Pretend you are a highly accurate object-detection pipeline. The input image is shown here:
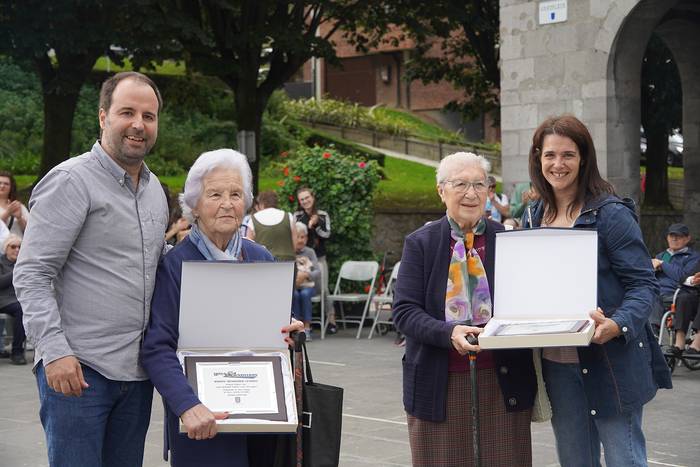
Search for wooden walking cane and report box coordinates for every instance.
[467,333,481,467]
[292,331,306,467]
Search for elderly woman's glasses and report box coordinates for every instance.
[444,179,489,194]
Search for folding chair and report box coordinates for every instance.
[327,261,379,339]
[310,261,329,339]
[368,261,400,339]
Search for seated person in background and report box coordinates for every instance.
[484,175,509,223]
[246,191,297,261]
[0,234,27,364]
[650,223,700,331]
[293,222,321,340]
[671,267,700,356]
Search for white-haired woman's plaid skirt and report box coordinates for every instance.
[407,368,532,467]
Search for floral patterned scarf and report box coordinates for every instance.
[445,216,492,325]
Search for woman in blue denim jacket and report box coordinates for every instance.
[523,115,672,467]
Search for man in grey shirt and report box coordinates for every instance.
[14,72,168,467]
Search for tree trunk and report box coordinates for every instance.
[234,88,268,196]
[39,90,81,178]
[643,127,671,208]
[34,51,100,180]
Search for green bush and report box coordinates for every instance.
[261,114,302,160]
[282,97,413,136]
[275,146,380,283]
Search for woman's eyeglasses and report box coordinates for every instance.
[444,179,489,194]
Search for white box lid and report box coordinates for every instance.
[178,261,295,350]
[494,228,597,321]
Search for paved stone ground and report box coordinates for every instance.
[1,328,699,467]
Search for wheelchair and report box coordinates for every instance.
[658,288,700,373]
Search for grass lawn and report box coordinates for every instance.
[639,165,683,180]
[373,156,442,210]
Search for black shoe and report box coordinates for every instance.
[10,354,27,365]
[327,324,338,335]
[684,347,700,356]
[0,350,9,359]
[663,346,683,358]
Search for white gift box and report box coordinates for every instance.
[177,261,298,433]
[479,228,597,349]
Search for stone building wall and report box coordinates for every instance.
[499,0,700,240]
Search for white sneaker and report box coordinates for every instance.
[304,329,313,342]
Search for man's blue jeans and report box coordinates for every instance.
[36,362,153,467]
[542,359,648,467]
[292,287,315,322]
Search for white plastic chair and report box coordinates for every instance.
[310,261,329,339]
[368,261,401,339]
[327,260,379,339]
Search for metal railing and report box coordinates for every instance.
[303,121,501,175]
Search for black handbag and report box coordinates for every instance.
[300,341,344,467]
[249,337,344,467]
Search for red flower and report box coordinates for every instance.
[322,152,331,159]
[358,161,367,169]
[283,166,290,176]
[276,180,285,187]
[280,151,288,158]
[363,284,371,293]
[288,195,295,202]
[293,175,302,183]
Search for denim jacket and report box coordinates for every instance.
[524,195,672,416]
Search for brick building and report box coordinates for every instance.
[286,25,499,143]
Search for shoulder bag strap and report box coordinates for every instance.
[302,342,314,384]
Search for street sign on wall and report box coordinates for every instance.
[539,0,567,25]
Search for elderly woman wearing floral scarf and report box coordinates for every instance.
[393,152,536,466]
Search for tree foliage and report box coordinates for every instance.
[169,0,391,193]
[0,0,179,177]
[641,33,682,208]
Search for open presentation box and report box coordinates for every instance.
[177,260,297,433]
[479,228,597,350]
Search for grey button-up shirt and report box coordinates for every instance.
[14,142,168,381]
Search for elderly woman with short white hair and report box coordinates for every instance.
[393,152,537,466]
[140,149,302,467]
